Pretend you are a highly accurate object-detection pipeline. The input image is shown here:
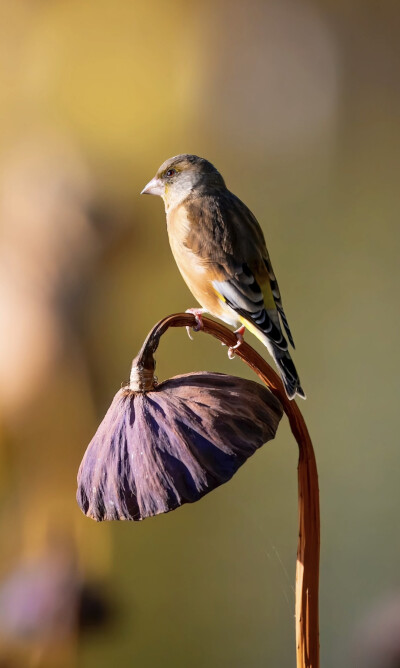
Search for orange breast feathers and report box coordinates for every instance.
[166,204,230,320]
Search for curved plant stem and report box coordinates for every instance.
[133,313,320,668]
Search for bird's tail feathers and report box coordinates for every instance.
[255,328,305,400]
[273,348,306,400]
[238,313,305,400]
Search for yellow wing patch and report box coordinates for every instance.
[238,315,269,346]
[260,277,277,310]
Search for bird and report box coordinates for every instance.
[141,154,305,400]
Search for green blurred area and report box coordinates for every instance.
[0,0,399,666]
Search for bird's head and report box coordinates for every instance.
[141,154,225,210]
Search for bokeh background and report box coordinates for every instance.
[0,1,399,666]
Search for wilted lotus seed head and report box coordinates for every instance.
[77,368,283,521]
[77,316,283,521]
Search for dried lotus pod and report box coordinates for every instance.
[77,371,283,521]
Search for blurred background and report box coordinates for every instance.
[0,0,399,666]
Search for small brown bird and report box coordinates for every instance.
[141,154,305,399]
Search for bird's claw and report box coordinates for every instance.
[227,326,245,359]
[228,342,242,359]
[185,308,205,340]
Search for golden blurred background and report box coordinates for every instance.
[0,0,399,666]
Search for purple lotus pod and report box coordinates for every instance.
[77,370,283,521]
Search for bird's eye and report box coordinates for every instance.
[165,168,176,178]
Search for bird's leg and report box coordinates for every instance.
[228,325,246,359]
[185,308,206,340]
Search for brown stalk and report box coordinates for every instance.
[133,313,320,668]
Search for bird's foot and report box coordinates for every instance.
[185,308,206,340]
[228,325,246,359]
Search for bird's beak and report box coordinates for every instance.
[140,176,163,196]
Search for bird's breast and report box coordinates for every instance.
[166,204,233,322]
[166,205,207,285]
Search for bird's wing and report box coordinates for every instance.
[212,261,289,351]
[263,254,295,348]
[184,190,295,350]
